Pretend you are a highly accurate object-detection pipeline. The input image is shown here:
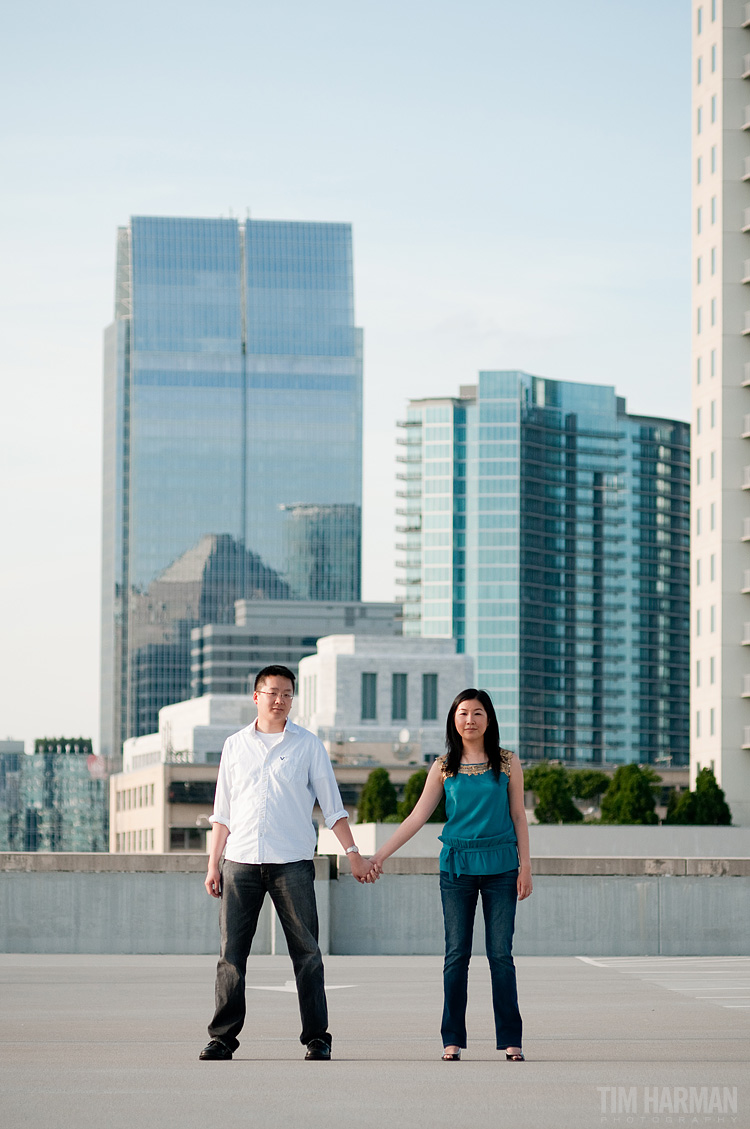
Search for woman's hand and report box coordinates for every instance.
[363,853,384,883]
[517,864,533,901]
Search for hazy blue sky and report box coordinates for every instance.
[0,0,691,751]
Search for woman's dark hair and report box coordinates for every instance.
[444,688,502,779]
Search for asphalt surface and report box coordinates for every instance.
[1,954,748,1129]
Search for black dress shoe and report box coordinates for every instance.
[305,1038,331,1060]
[199,1038,233,1060]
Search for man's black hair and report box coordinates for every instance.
[254,664,296,692]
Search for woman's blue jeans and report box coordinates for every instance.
[439,868,522,1050]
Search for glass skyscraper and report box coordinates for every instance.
[397,372,689,765]
[101,217,362,757]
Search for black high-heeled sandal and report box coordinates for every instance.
[505,1050,525,1061]
[442,1050,461,1061]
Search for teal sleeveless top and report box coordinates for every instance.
[438,750,518,877]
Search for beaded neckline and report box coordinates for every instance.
[439,749,513,779]
[457,761,491,776]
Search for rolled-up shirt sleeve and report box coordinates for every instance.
[209,739,232,829]
[310,739,348,828]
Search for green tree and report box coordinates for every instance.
[570,769,610,802]
[398,769,446,822]
[524,763,582,824]
[666,768,731,825]
[356,767,398,823]
[600,764,660,825]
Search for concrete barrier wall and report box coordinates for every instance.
[1,854,748,956]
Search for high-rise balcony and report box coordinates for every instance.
[744,156,750,182]
[743,517,750,541]
[744,260,750,283]
[744,3,750,30]
[742,622,750,643]
[743,726,750,750]
[744,466,750,489]
[743,311,750,335]
[743,674,750,698]
[743,414,750,437]
[745,54,750,79]
[743,207,750,232]
[742,569,750,594]
[743,106,750,130]
[743,362,750,387]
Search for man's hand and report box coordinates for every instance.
[205,863,222,898]
[348,851,378,883]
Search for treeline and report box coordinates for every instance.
[354,764,732,826]
[522,763,731,826]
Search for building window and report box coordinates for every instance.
[697,307,702,334]
[696,407,702,434]
[711,44,716,72]
[422,673,438,721]
[710,450,715,478]
[710,553,715,581]
[710,656,715,684]
[711,95,716,124]
[710,708,715,736]
[710,298,716,325]
[696,710,701,739]
[697,107,703,135]
[710,603,716,630]
[170,828,204,850]
[710,399,716,427]
[696,659,701,687]
[711,145,716,173]
[697,557,702,584]
[711,196,716,223]
[697,255,702,282]
[697,205,702,233]
[710,502,715,530]
[361,672,377,720]
[697,357,702,384]
[697,608,702,636]
[711,0,716,21]
[696,508,702,535]
[697,56,703,83]
[696,456,702,485]
[392,672,408,720]
[697,6,703,34]
[710,346,716,374]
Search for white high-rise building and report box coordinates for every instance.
[691,0,750,823]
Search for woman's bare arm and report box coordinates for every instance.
[368,759,445,874]
[508,754,533,900]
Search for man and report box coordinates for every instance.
[199,664,374,1063]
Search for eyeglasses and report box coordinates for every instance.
[256,690,294,702]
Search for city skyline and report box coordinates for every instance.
[400,372,690,765]
[1,1,691,751]
[101,216,362,756]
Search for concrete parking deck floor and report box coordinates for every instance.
[1,954,749,1129]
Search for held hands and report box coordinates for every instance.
[349,851,383,884]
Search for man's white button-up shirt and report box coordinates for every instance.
[209,719,348,864]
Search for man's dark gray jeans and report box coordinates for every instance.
[208,858,330,1050]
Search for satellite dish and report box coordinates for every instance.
[398,728,410,744]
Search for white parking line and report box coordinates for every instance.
[576,957,750,1010]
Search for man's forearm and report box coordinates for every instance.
[208,822,229,868]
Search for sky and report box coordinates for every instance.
[0,0,691,753]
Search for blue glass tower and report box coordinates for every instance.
[101,217,362,756]
[397,372,689,765]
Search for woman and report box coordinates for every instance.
[368,688,532,1061]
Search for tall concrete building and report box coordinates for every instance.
[398,372,690,766]
[691,0,750,823]
[100,217,363,757]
